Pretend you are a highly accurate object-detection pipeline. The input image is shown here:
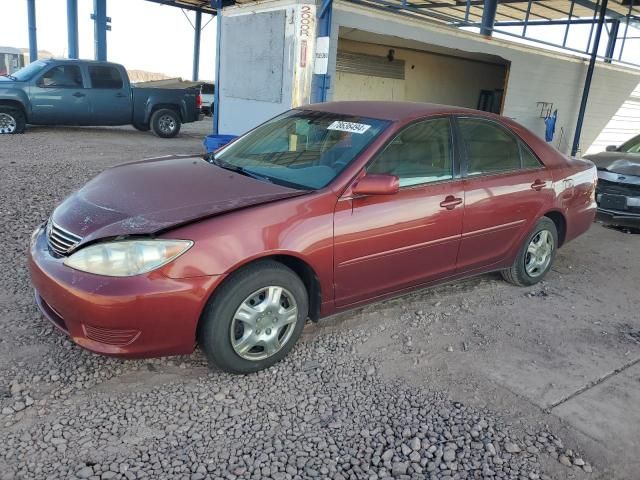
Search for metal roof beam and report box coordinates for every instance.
[573,0,640,23]
[145,0,216,14]
[494,17,616,26]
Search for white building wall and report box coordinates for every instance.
[586,83,640,154]
[218,0,640,155]
[218,0,316,135]
[329,2,640,155]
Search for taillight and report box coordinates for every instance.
[196,93,202,108]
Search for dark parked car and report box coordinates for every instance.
[584,134,640,228]
[29,102,597,373]
[0,59,202,137]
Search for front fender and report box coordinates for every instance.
[0,87,30,116]
[154,192,336,309]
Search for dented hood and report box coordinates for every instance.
[52,155,306,243]
[585,152,640,177]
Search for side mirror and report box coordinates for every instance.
[352,174,400,196]
[605,145,618,152]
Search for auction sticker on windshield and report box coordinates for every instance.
[327,121,371,134]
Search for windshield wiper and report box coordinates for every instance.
[206,155,272,183]
[1,74,17,80]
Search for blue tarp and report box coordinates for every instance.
[544,110,557,143]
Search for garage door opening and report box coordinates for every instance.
[333,30,510,114]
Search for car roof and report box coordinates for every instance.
[300,101,483,122]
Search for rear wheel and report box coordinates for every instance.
[150,108,181,138]
[0,107,26,134]
[199,260,308,373]
[501,217,558,286]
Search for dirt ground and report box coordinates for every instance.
[0,123,638,479]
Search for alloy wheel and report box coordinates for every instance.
[158,114,176,134]
[525,229,554,277]
[0,113,17,134]
[230,286,298,361]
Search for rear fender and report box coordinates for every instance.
[144,102,185,123]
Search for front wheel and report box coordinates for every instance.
[0,107,26,134]
[150,108,181,138]
[501,217,558,286]
[198,261,309,373]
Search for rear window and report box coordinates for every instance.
[88,66,123,89]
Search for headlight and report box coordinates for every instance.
[63,239,193,277]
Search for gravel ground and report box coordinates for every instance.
[0,124,636,479]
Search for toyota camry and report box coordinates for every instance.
[29,102,597,373]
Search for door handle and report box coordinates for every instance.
[531,179,546,191]
[115,93,127,98]
[440,196,463,210]
[72,92,85,98]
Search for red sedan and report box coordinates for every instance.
[29,102,597,373]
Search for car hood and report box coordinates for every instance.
[0,78,25,86]
[585,152,640,177]
[52,155,307,244]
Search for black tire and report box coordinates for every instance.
[199,260,309,374]
[150,108,181,138]
[0,106,26,134]
[501,217,558,286]
[132,122,150,132]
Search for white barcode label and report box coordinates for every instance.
[327,121,371,134]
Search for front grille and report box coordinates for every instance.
[597,178,640,197]
[46,221,82,256]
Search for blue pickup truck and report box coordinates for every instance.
[0,59,202,138]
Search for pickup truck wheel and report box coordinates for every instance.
[132,122,150,132]
[0,107,25,134]
[151,109,181,138]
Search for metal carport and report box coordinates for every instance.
[22,0,640,151]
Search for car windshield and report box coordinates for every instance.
[212,110,390,190]
[619,135,640,154]
[10,60,48,81]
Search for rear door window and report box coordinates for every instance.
[520,143,543,169]
[88,66,123,89]
[458,118,521,175]
[457,117,543,175]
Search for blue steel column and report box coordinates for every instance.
[571,0,608,157]
[311,0,333,103]
[93,0,108,61]
[604,19,619,63]
[193,10,202,81]
[480,0,498,36]
[212,0,223,135]
[67,0,79,59]
[27,0,38,62]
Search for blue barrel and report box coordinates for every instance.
[203,134,238,153]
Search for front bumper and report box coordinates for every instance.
[28,226,222,358]
[596,208,640,229]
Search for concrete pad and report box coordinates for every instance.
[551,362,640,477]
